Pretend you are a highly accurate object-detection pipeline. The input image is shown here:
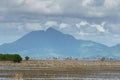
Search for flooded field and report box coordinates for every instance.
[0,70,120,80]
[0,60,120,79]
[1,77,120,80]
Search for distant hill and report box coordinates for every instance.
[0,28,119,58]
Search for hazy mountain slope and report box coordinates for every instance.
[0,28,112,58]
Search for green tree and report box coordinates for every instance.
[0,54,22,63]
[13,54,22,63]
[25,56,30,61]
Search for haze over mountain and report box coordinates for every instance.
[0,28,119,58]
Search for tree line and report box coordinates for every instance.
[0,54,22,63]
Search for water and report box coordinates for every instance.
[0,78,120,80]
[0,71,120,80]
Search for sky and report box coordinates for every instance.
[0,0,120,46]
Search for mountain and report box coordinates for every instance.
[0,28,118,58]
[109,44,120,58]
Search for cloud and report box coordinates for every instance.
[55,0,120,18]
[105,23,120,34]
[77,32,89,36]
[21,0,62,15]
[45,21,58,27]
[76,21,89,28]
[0,0,62,16]
[0,0,120,46]
[0,0,120,20]
[91,23,105,32]
[76,21,105,33]
[59,23,69,29]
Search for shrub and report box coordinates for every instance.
[25,56,30,61]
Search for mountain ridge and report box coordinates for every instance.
[0,28,119,58]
